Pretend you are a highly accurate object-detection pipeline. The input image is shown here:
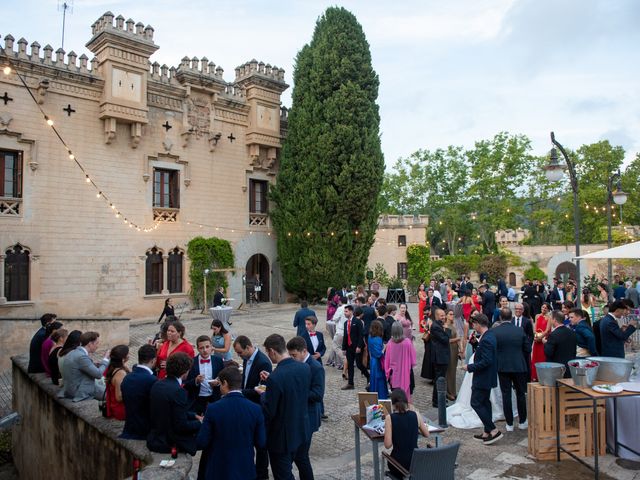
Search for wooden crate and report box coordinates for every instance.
[528,383,606,460]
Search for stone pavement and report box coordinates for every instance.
[129,303,640,480]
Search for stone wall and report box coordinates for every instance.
[11,355,191,480]
[0,317,129,371]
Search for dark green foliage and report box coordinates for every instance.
[524,262,547,282]
[271,7,384,298]
[186,236,234,307]
[478,255,508,284]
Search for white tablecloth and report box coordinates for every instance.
[209,307,233,330]
[606,396,640,460]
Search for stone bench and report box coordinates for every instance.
[11,355,192,479]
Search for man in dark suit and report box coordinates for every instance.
[493,308,530,431]
[424,288,443,320]
[147,352,202,455]
[258,334,312,480]
[213,286,225,307]
[429,308,450,408]
[600,300,637,358]
[303,316,326,360]
[512,303,534,379]
[293,301,316,337]
[233,335,272,479]
[28,313,57,373]
[287,336,325,452]
[548,281,566,311]
[121,345,158,440]
[521,280,542,317]
[197,366,266,480]
[464,314,502,445]
[184,336,224,415]
[543,311,577,376]
[479,285,496,318]
[341,305,368,389]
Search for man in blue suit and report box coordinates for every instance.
[600,300,637,358]
[287,336,325,441]
[464,314,502,445]
[197,366,266,480]
[293,301,316,337]
[120,344,158,440]
[234,335,273,479]
[147,353,202,455]
[303,316,326,360]
[257,334,312,480]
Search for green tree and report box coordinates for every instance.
[270,7,384,298]
[187,237,234,307]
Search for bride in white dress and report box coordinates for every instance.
[446,353,517,429]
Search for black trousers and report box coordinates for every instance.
[269,441,314,480]
[498,371,528,426]
[346,348,368,385]
[256,447,269,479]
[470,387,495,433]
[190,394,214,416]
[432,364,448,406]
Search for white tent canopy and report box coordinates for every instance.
[576,241,640,259]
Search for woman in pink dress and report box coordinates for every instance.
[530,302,552,381]
[417,284,427,333]
[384,322,417,403]
[395,303,413,339]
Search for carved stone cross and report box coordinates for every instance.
[228,133,236,143]
[162,121,172,132]
[1,92,13,105]
[63,104,76,116]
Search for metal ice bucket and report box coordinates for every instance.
[568,359,599,387]
[587,356,633,383]
[535,362,565,386]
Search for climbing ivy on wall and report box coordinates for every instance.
[187,236,234,307]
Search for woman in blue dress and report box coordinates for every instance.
[211,319,233,361]
[368,320,388,399]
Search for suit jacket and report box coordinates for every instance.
[59,347,109,402]
[481,291,496,317]
[423,296,443,317]
[343,317,364,351]
[429,320,450,366]
[28,327,47,374]
[512,316,534,347]
[544,326,577,373]
[548,288,566,310]
[213,291,224,307]
[293,307,316,336]
[493,322,530,373]
[262,358,311,454]
[184,355,224,406]
[467,330,498,390]
[196,391,266,480]
[147,377,201,455]
[121,366,158,440]
[382,315,395,343]
[241,349,272,403]
[361,306,377,339]
[304,331,326,358]
[521,286,541,312]
[600,314,636,358]
[305,355,325,436]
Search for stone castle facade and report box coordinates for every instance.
[0,11,289,320]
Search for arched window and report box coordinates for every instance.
[168,247,183,293]
[5,244,30,301]
[145,247,163,295]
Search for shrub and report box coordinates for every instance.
[187,236,234,308]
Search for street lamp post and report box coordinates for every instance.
[606,170,628,286]
[544,132,581,307]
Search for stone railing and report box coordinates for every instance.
[378,214,429,227]
[12,355,192,480]
[249,212,269,227]
[153,207,179,223]
[0,196,21,216]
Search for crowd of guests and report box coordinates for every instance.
[28,312,326,480]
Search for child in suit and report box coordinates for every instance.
[185,336,224,415]
[305,316,326,360]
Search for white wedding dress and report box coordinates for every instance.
[446,354,517,429]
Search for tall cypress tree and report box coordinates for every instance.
[271,7,384,298]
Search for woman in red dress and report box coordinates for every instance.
[531,302,553,381]
[417,284,427,333]
[105,345,130,420]
[156,320,195,379]
[459,289,474,321]
[471,288,482,312]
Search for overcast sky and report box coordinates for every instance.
[4,0,639,167]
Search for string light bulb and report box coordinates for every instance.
[2,66,11,75]
[96,192,101,198]
[115,212,120,218]
[110,204,115,210]
[85,175,90,183]
[46,117,54,126]
[69,153,75,160]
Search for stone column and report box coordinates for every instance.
[162,255,169,295]
[0,254,6,304]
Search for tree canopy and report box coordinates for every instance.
[271,7,384,298]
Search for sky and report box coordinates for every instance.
[4,0,639,167]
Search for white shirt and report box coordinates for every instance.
[137,364,154,375]
[309,332,319,352]
[558,289,565,302]
[197,356,213,397]
[333,306,346,336]
[244,348,259,388]
[514,317,522,328]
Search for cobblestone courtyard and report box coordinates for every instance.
[125,303,639,480]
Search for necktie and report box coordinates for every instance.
[517,317,521,328]
[200,358,210,364]
[347,320,352,346]
[309,332,317,337]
